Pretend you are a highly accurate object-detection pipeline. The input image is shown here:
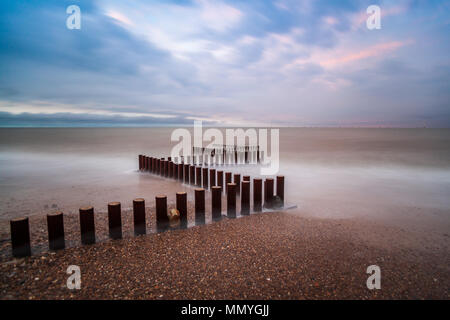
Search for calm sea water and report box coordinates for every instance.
[1,128,449,232]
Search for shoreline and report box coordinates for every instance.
[1,210,448,299]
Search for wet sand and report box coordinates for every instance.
[0,206,449,299]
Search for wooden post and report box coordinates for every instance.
[147,157,151,171]
[164,160,169,177]
[178,163,184,181]
[47,212,65,250]
[241,181,250,215]
[173,161,178,179]
[108,202,122,240]
[243,175,250,182]
[210,169,216,187]
[264,178,274,209]
[168,161,173,178]
[276,176,285,206]
[183,164,189,183]
[149,157,154,172]
[160,159,164,176]
[195,188,205,225]
[202,167,208,189]
[217,170,224,192]
[253,178,262,212]
[152,158,156,173]
[142,156,147,171]
[196,167,202,187]
[139,155,143,170]
[79,207,95,245]
[10,217,31,257]
[211,186,222,221]
[155,195,168,233]
[257,146,260,164]
[234,174,241,195]
[225,172,232,193]
[177,192,188,229]
[189,165,194,185]
[245,146,249,164]
[133,198,146,236]
[227,183,236,218]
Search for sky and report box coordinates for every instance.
[0,0,449,127]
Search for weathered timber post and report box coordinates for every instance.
[195,188,205,225]
[241,181,250,215]
[227,183,236,218]
[47,212,65,250]
[253,178,262,212]
[133,198,146,236]
[10,217,31,257]
[177,192,188,229]
[108,202,122,240]
[79,207,95,245]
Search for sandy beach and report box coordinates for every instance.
[0,128,449,299]
[0,207,449,299]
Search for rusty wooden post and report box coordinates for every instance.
[257,146,260,164]
[145,157,152,171]
[164,160,169,177]
[277,175,285,206]
[210,168,216,187]
[243,175,250,182]
[253,178,262,212]
[133,198,146,236]
[211,186,222,221]
[245,146,249,164]
[155,195,169,233]
[190,165,195,185]
[172,161,176,179]
[234,173,241,195]
[264,178,274,209]
[184,164,190,183]
[217,170,224,192]
[79,207,95,245]
[150,157,154,172]
[225,172,232,193]
[196,167,202,187]
[108,202,122,240]
[47,212,65,250]
[10,217,31,257]
[146,157,151,171]
[241,181,250,215]
[139,155,143,170]
[159,159,164,176]
[176,192,188,229]
[195,188,205,225]
[152,158,156,173]
[178,163,184,181]
[227,183,236,218]
[168,161,173,178]
[202,167,208,189]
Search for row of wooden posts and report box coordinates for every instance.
[145,145,262,167]
[8,155,284,258]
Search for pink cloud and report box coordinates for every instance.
[320,40,413,68]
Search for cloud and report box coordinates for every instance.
[0,0,449,127]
